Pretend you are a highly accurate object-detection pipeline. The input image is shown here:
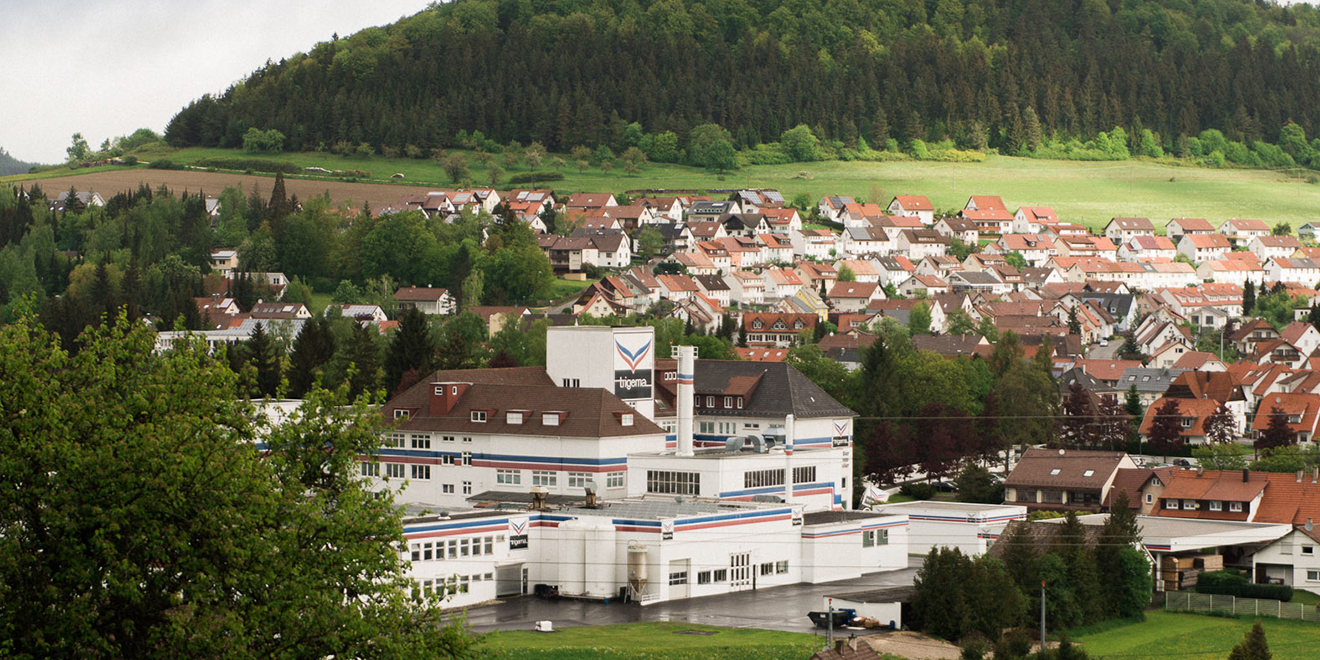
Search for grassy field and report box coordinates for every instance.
[8,146,1320,231]
[485,622,826,660]
[1074,610,1319,660]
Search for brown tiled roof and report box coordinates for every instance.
[1156,470,1268,508]
[1003,448,1129,490]
[395,286,450,302]
[1104,467,1175,508]
[1072,359,1144,383]
[385,381,663,438]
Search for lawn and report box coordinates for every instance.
[1074,610,1320,660]
[485,622,826,660]
[10,146,1320,232]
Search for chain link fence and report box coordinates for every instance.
[1164,591,1320,622]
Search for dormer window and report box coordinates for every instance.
[621,413,634,427]
[724,396,733,408]
[542,412,562,426]
[1230,502,1243,512]
[471,411,487,423]
[706,396,715,407]
[434,386,444,396]
[394,409,410,420]
[794,321,804,329]
[507,411,524,425]
[752,320,763,329]
[737,397,744,409]
[1181,417,1194,429]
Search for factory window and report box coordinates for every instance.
[361,462,380,478]
[760,563,774,576]
[793,466,817,484]
[463,481,472,495]
[442,484,454,494]
[713,569,728,582]
[533,471,557,487]
[448,540,457,558]
[863,530,875,548]
[668,572,688,586]
[775,561,789,574]
[443,435,455,443]
[497,469,521,485]
[462,452,472,466]
[442,455,455,466]
[606,472,625,488]
[744,470,785,489]
[1209,501,1222,511]
[460,539,470,557]
[1308,570,1320,582]
[462,436,472,443]
[471,411,487,422]
[411,465,431,480]
[386,463,406,479]
[697,571,712,585]
[458,576,469,593]
[484,537,494,555]
[718,422,736,434]
[699,421,714,434]
[706,396,715,408]
[724,396,733,408]
[745,422,759,430]
[568,472,591,488]
[561,378,580,387]
[737,397,744,409]
[411,434,431,449]
[646,470,700,495]
[1230,502,1243,512]
[385,432,407,448]
[877,529,889,545]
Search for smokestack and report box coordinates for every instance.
[676,345,696,457]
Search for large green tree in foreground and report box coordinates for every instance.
[0,309,479,659]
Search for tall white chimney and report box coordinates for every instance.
[675,345,696,457]
[784,414,795,502]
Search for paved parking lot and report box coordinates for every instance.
[455,556,919,634]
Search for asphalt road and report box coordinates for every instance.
[456,556,920,634]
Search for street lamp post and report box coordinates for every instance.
[1040,580,1047,652]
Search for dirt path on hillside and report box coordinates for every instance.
[19,169,438,210]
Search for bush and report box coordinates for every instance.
[1195,571,1293,601]
[196,157,300,174]
[899,482,936,500]
[122,155,138,166]
[507,171,565,184]
[147,158,182,170]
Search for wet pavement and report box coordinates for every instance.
[455,556,920,635]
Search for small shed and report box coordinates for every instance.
[823,585,914,630]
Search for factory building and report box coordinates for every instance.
[870,501,1028,556]
[400,499,909,608]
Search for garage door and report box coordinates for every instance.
[497,564,524,597]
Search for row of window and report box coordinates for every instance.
[647,470,701,495]
[1163,499,1244,513]
[699,421,739,435]
[384,432,474,448]
[695,395,745,410]
[413,572,495,597]
[408,535,504,561]
[744,469,784,489]
[363,455,474,479]
[793,466,817,484]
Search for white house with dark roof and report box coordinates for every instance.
[1166,218,1216,241]
[1103,217,1156,242]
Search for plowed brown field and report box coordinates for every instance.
[21,169,436,210]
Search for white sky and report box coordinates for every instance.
[0,0,426,164]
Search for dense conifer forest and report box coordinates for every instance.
[165,0,1320,165]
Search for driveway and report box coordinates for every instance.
[455,557,921,634]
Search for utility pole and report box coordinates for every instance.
[827,597,835,649]
[1040,580,1047,653]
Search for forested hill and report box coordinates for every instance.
[0,148,38,176]
[167,0,1320,157]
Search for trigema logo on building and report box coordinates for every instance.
[613,335,653,400]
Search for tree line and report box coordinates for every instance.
[166,0,1320,171]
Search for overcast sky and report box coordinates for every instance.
[1,0,426,164]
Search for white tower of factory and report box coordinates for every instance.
[547,325,656,419]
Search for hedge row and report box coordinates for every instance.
[195,157,301,174]
[1194,571,1293,601]
[507,170,564,184]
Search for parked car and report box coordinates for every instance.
[1173,458,1192,467]
[931,480,958,493]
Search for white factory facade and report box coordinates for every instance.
[365,325,899,607]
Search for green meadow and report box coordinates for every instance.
[1074,610,1320,660]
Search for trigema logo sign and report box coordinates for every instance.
[613,334,653,400]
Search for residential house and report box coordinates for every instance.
[827,282,884,313]
[687,200,739,223]
[896,274,950,297]
[950,271,1009,295]
[895,229,951,260]
[540,235,597,272]
[870,215,925,241]
[1297,222,1320,242]
[195,296,241,328]
[250,302,311,320]
[686,221,728,242]
[735,348,789,362]
[1104,217,1157,242]
[1249,235,1304,262]
[840,226,891,256]
[657,274,699,302]
[1118,367,1188,407]
[727,270,766,305]
[1197,256,1266,287]
[834,259,880,284]
[1178,234,1233,262]
[874,256,917,287]
[916,255,964,280]
[694,240,732,273]
[741,312,817,347]
[994,234,1058,266]
[693,274,732,308]
[731,189,785,212]
[51,189,106,211]
[720,213,770,237]
[792,228,839,260]
[210,249,239,276]
[959,208,1014,236]
[564,192,617,214]
[964,195,1007,212]
[1219,218,1272,245]
[1252,394,1320,444]
[762,208,803,234]
[759,233,794,264]
[1003,448,1139,512]
[838,202,888,228]
[671,250,718,276]
[1264,257,1320,285]
[1013,206,1060,234]
[933,217,979,245]
[762,268,805,300]
[817,195,856,223]
[572,229,632,268]
[867,298,948,333]
[886,195,935,225]
[633,196,684,222]
[326,304,388,324]
[1138,396,1229,446]
[1166,218,1216,242]
[654,222,695,252]
[394,287,456,315]
[1118,236,1178,262]
[670,293,725,335]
